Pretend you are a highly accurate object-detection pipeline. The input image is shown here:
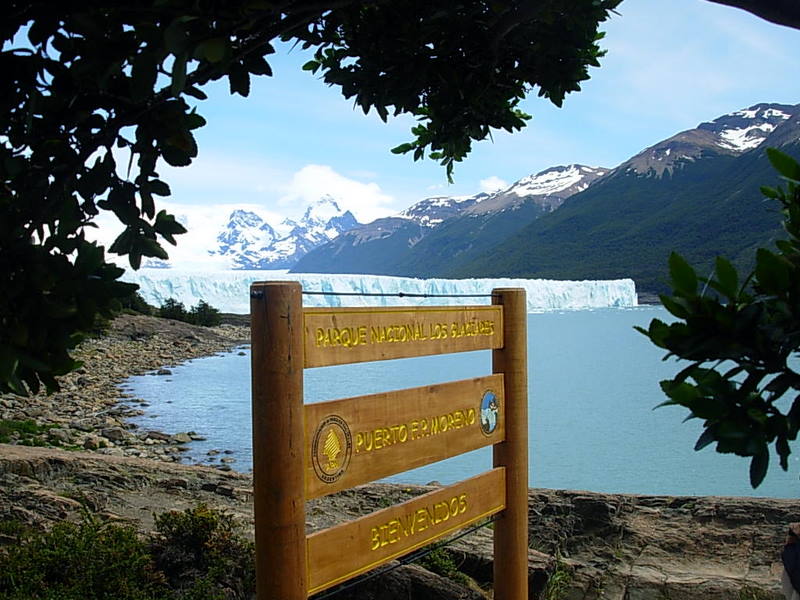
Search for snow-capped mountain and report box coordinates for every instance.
[623,103,797,176]
[291,164,608,275]
[211,196,359,269]
[466,164,609,215]
[399,192,490,227]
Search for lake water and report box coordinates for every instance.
[124,306,799,498]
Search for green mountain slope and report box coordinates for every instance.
[389,202,547,277]
[444,144,797,293]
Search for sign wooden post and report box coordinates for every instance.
[250,281,307,600]
[251,282,528,600]
[492,289,529,599]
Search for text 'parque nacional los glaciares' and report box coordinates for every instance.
[303,306,503,367]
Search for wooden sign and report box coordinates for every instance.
[250,283,528,600]
[304,374,505,499]
[306,468,506,595]
[303,305,503,367]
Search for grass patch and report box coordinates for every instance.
[417,546,470,587]
[0,419,55,444]
[542,557,572,600]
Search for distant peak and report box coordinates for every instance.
[302,195,345,223]
[508,164,610,198]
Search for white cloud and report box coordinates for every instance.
[479,176,509,193]
[82,163,399,269]
[85,200,283,270]
[278,164,396,223]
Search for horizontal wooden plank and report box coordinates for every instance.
[303,305,503,367]
[304,374,505,499]
[307,468,506,595]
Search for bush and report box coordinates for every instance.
[158,299,221,327]
[159,298,189,322]
[0,506,256,600]
[0,518,170,600]
[151,504,255,600]
[120,291,156,315]
[188,301,221,327]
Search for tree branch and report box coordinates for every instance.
[705,0,800,30]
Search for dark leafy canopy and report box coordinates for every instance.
[639,149,800,488]
[296,1,620,178]
[0,1,620,396]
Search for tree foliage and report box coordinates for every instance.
[640,149,800,488]
[0,1,621,395]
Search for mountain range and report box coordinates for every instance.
[209,196,358,269]
[291,102,800,293]
[148,102,800,295]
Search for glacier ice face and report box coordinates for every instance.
[122,269,637,314]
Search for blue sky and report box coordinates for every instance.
[94,0,800,264]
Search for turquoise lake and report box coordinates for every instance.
[124,306,799,498]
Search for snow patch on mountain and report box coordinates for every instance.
[717,122,777,152]
[621,103,799,176]
[399,192,489,228]
[124,269,637,314]
[507,165,608,198]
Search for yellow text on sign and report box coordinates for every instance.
[303,305,503,367]
[304,375,505,499]
[306,468,506,595]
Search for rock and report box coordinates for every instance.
[155,368,172,376]
[47,428,71,444]
[159,478,189,490]
[220,457,236,464]
[100,427,127,442]
[171,432,192,444]
[146,430,171,442]
[70,420,94,432]
[83,436,101,450]
[333,563,484,600]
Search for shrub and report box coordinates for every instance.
[158,298,221,327]
[188,300,221,327]
[120,291,156,315]
[0,505,255,600]
[0,518,169,600]
[152,504,255,600]
[158,298,189,322]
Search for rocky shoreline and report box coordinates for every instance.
[0,314,249,466]
[2,314,798,599]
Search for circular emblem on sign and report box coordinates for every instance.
[311,415,352,483]
[479,390,500,436]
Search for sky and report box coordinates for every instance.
[90,0,800,265]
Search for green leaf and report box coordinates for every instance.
[694,428,715,451]
[391,143,415,155]
[760,185,780,199]
[714,256,738,299]
[150,180,171,196]
[660,295,690,320]
[228,65,250,97]
[171,52,188,96]
[131,51,159,102]
[198,38,227,63]
[755,248,790,293]
[766,148,800,183]
[668,252,697,296]
[749,448,769,488]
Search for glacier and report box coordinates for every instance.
[122,269,637,314]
